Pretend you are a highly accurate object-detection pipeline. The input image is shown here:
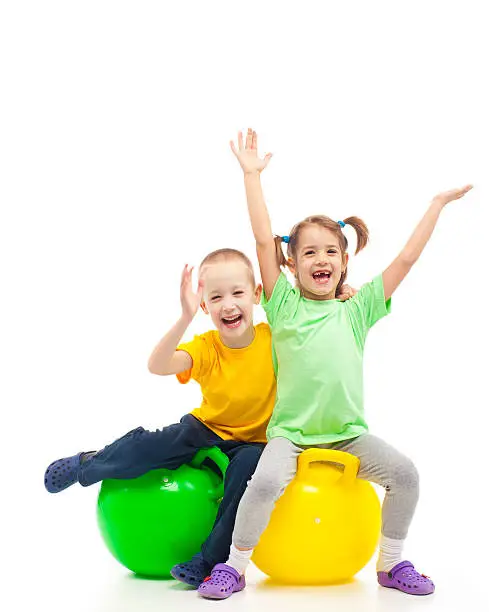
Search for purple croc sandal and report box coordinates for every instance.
[378,560,435,595]
[44,453,85,493]
[198,564,246,600]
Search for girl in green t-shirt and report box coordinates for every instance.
[198,128,473,599]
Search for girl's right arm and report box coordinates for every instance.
[147,265,204,375]
[231,128,281,299]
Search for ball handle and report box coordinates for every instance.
[190,447,229,500]
[297,449,360,485]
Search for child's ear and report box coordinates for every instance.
[200,301,209,315]
[342,252,349,272]
[254,284,263,304]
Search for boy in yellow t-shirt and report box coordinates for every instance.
[43,249,275,587]
[44,247,355,586]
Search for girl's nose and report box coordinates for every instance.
[315,250,328,264]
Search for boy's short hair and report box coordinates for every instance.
[199,248,256,285]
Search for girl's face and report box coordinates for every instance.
[200,260,262,348]
[288,224,348,300]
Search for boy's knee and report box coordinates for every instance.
[234,445,263,472]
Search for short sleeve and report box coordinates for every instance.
[175,334,211,385]
[260,272,294,327]
[346,275,391,345]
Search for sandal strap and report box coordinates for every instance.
[207,563,241,582]
[388,560,414,577]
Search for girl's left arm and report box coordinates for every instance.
[382,185,473,301]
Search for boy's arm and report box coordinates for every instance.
[231,129,281,299]
[148,264,204,376]
[147,315,193,375]
[382,185,472,301]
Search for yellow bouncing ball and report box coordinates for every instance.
[252,449,381,585]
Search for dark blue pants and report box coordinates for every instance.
[79,414,264,567]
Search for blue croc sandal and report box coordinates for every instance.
[44,453,85,493]
[170,553,211,588]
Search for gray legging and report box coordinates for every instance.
[232,434,419,549]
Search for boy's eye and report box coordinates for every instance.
[328,250,337,254]
[233,291,244,296]
[305,250,315,256]
[211,296,221,301]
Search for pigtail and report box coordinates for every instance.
[336,269,349,298]
[273,235,288,269]
[343,216,369,255]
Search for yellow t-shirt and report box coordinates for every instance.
[176,322,275,443]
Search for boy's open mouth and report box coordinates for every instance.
[221,314,243,329]
[312,271,331,284]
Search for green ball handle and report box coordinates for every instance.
[190,447,229,500]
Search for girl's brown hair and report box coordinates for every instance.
[273,215,369,296]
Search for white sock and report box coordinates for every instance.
[226,544,253,575]
[376,535,404,572]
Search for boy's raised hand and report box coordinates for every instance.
[230,128,273,174]
[432,184,473,207]
[180,265,204,321]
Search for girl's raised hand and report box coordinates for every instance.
[230,128,273,174]
[180,265,204,322]
[432,184,473,207]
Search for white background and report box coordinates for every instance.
[1,2,487,611]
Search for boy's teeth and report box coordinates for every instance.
[222,314,242,328]
[222,314,242,327]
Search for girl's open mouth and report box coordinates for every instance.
[312,271,331,285]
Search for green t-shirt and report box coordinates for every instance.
[262,272,391,445]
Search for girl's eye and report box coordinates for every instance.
[234,291,244,296]
[305,251,314,256]
[211,296,221,301]
[328,250,337,254]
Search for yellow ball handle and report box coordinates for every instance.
[297,449,360,485]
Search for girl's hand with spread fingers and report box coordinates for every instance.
[230,128,273,175]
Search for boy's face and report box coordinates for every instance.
[200,260,262,347]
[288,224,348,300]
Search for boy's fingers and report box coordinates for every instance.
[230,140,238,156]
[181,265,189,289]
[252,130,257,150]
[237,131,244,151]
[196,277,205,301]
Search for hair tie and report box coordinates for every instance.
[337,220,345,228]
[282,235,290,243]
